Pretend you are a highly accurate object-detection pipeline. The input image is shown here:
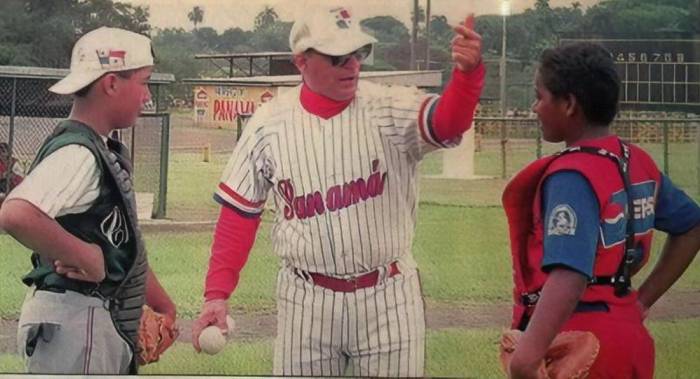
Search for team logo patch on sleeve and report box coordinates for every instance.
[547,204,577,236]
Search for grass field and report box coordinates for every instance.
[2,319,700,377]
[1,136,698,376]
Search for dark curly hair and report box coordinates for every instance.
[538,42,620,126]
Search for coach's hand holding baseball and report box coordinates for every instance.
[192,298,230,353]
[452,14,482,72]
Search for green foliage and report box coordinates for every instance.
[362,16,410,44]
[582,0,693,36]
[0,0,150,68]
[361,16,411,70]
[151,28,207,101]
[254,6,279,31]
[218,27,254,53]
[248,21,293,52]
[3,0,695,105]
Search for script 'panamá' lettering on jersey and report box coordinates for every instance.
[278,159,388,220]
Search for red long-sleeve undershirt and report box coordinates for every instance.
[432,64,485,141]
[204,64,484,301]
[204,206,261,301]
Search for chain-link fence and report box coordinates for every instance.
[0,68,172,218]
[119,113,170,218]
[474,116,700,198]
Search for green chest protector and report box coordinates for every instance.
[23,121,148,374]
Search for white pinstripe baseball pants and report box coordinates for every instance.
[273,265,425,377]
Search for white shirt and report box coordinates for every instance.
[7,145,101,218]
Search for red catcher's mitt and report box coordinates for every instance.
[137,305,179,365]
[499,329,600,379]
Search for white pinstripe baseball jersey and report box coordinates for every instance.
[216,81,459,276]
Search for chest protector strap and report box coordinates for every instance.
[563,141,635,297]
[95,138,149,374]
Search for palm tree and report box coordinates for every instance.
[254,6,278,31]
[188,6,204,30]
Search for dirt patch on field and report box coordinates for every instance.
[2,290,698,354]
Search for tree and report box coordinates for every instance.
[0,0,150,68]
[361,16,410,44]
[217,27,253,52]
[535,0,550,11]
[188,6,204,30]
[193,27,219,51]
[361,16,411,70]
[248,21,292,52]
[151,27,210,101]
[254,6,279,31]
[581,0,694,37]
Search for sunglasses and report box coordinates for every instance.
[311,44,373,67]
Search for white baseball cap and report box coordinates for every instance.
[49,27,154,95]
[289,5,378,56]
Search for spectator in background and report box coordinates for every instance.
[0,142,24,201]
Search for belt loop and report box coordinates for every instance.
[294,267,313,284]
[377,264,389,283]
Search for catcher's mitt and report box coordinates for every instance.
[499,329,600,379]
[137,305,179,365]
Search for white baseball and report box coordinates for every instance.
[198,316,235,355]
[198,326,226,355]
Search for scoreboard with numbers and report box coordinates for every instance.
[560,39,700,112]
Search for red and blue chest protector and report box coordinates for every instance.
[502,135,661,329]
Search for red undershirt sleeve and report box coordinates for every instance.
[431,63,485,142]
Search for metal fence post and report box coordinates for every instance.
[663,121,669,176]
[697,124,700,196]
[500,120,507,178]
[155,113,170,219]
[6,78,17,193]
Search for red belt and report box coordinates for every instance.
[298,262,401,292]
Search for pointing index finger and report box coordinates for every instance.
[464,13,475,30]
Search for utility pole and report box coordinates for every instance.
[500,4,508,117]
[500,1,510,178]
[410,0,419,70]
[425,0,431,70]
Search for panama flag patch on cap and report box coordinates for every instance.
[97,49,127,69]
[333,7,352,29]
